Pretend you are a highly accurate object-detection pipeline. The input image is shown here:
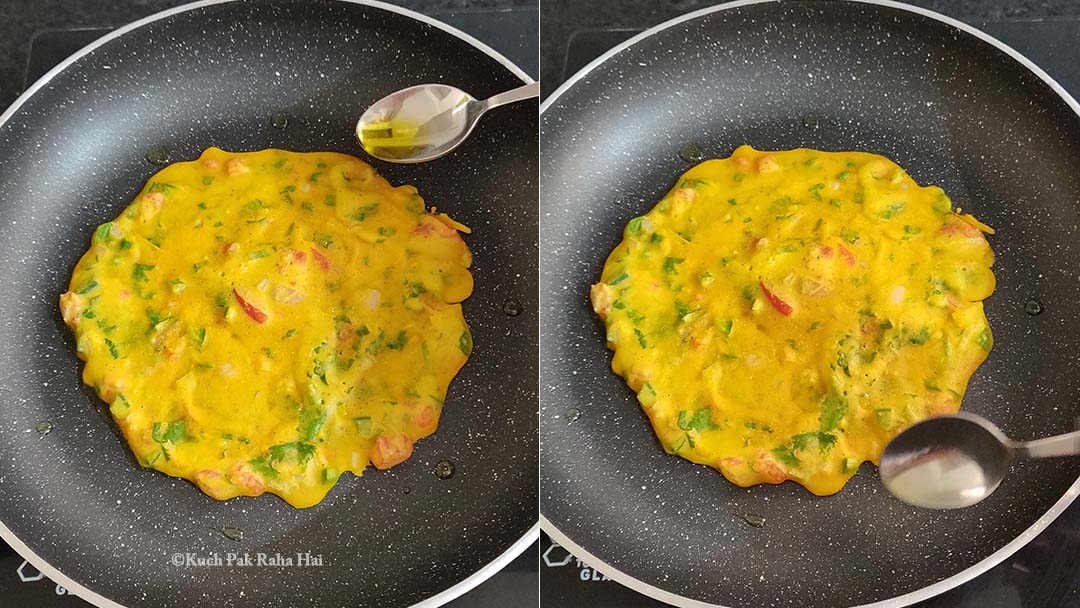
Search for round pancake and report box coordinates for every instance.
[60,148,473,508]
[591,145,995,495]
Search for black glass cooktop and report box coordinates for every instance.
[3,6,538,608]
[541,15,1080,608]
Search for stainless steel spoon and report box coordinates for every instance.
[879,412,1080,509]
[355,81,540,163]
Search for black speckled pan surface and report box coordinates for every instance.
[0,1,537,607]
[540,1,1080,607]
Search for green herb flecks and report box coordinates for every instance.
[248,457,277,479]
[820,393,848,431]
[353,416,373,438]
[386,330,407,351]
[458,331,472,357]
[132,263,155,284]
[771,444,800,468]
[875,409,894,429]
[94,223,114,243]
[976,327,992,352]
[792,431,837,454]
[298,406,328,442]
[909,326,930,345]
[152,419,191,445]
[677,409,715,433]
[662,257,684,275]
[77,279,98,295]
[633,328,648,348]
[879,201,906,219]
[607,272,629,286]
[268,441,316,466]
[351,203,379,221]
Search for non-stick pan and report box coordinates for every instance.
[0,1,537,606]
[539,1,1080,606]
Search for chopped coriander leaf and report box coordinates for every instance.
[94,223,113,243]
[132,263,155,284]
[458,331,472,356]
[104,337,121,359]
[248,457,277,479]
[152,420,191,444]
[353,416,373,437]
[677,409,715,432]
[633,328,648,348]
[792,431,837,453]
[820,393,847,431]
[662,257,684,275]
[77,279,98,295]
[268,441,316,465]
[351,203,378,221]
[298,407,328,442]
[607,272,629,286]
[386,330,408,350]
[875,409,894,429]
[771,444,800,468]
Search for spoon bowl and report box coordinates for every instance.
[356,81,539,163]
[880,413,1014,509]
[881,412,1080,509]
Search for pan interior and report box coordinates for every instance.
[540,2,1080,607]
[0,2,537,607]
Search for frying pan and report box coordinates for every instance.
[0,1,537,606]
[539,0,1080,606]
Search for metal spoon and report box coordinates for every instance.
[879,412,1080,509]
[355,81,539,163]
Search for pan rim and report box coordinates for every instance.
[0,1,536,607]
[538,0,1080,607]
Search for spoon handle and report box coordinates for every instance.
[1015,429,1080,458]
[482,82,541,111]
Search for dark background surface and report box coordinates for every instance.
[540,1,1080,608]
[0,1,537,607]
[0,0,537,109]
[541,0,1080,98]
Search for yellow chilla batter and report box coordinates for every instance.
[592,146,995,495]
